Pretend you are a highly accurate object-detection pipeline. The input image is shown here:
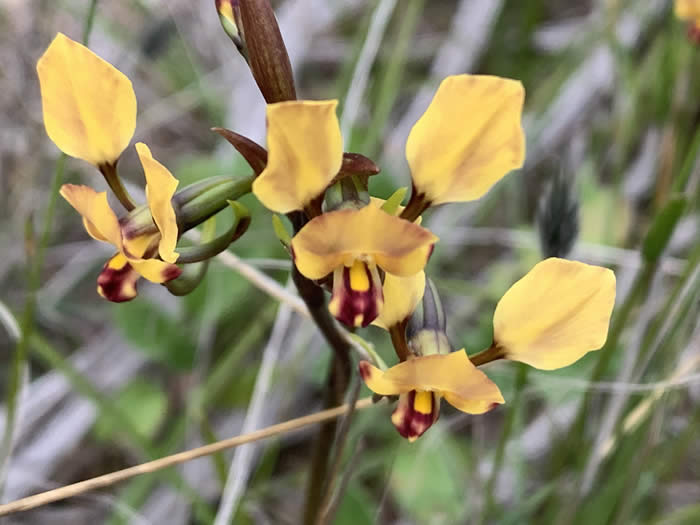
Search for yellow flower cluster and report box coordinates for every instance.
[37,34,183,301]
[37,21,617,442]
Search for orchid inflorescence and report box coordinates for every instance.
[37,0,617,442]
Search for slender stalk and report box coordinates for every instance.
[0,398,374,517]
[293,266,352,524]
[99,162,136,211]
[2,4,101,498]
[469,343,506,367]
[479,364,528,524]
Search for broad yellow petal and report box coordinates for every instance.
[37,33,137,166]
[360,350,504,414]
[135,143,179,263]
[493,258,616,370]
[372,271,426,330]
[406,75,525,205]
[252,100,343,213]
[291,205,437,280]
[130,258,182,284]
[60,184,122,248]
[675,0,700,19]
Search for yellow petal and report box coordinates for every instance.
[372,271,426,330]
[291,205,437,280]
[675,0,700,20]
[252,100,343,213]
[406,75,525,205]
[135,143,179,263]
[60,184,122,248]
[37,33,137,166]
[493,258,616,370]
[359,350,504,414]
[130,258,182,284]
[97,253,140,302]
[122,232,159,260]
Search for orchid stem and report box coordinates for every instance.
[292,266,352,525]
[99,162,136,211]
[469,343,505,367]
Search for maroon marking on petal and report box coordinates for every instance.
[487,402,500,413]
[333,264,383,328]
[688,22,700,44]
[358,361,372,381]
[162,264,182,282]
[97,261,139,303]
[426,243,435,261]
[392,391,439,441]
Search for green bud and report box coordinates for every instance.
[173,175,253,232]
[406,278,451,356]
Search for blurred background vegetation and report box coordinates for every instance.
[1,0,699,523]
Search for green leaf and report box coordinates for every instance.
[114,300,197,370]
[391,425,468,523]
[93,380,167,441]
[272,214,292,246]
[334,483,375,525]
[642,195,687,263]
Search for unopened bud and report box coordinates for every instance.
[238,0,296,102]
[536,171,579,259]
[406,278,451,356]
[216,0,248,61]
[173,175,253,232]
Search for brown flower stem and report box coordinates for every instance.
[389,320,410,361]
[399,189,429,222]
[98,162,136,211]
[292,266,352,525]
[469,343,505,367]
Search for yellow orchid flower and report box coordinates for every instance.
[291,203,437,328]
[676,0,700,30]
[37,33,137,167]
[493,258,616,370]
[252,100,343,214]
[60,143,180,302]
[359,350,504,442]
[406,74,525,207]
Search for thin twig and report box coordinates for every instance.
[0,397,375,517]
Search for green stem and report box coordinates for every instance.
[1,2,101,497]
[480,364,529,524]
[99,162,136,211]
[469,343,506,367]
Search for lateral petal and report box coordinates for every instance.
[493,258,616,370]
[252,100,343,213]
[60,184,122,248]
[359,350,504,415]
[37,33,137,166]
[372,271,426,330]
[130,258,182,284]
[135,143,179,263]
[406,75,525,205]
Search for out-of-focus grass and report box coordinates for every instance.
[1,0,699,524]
